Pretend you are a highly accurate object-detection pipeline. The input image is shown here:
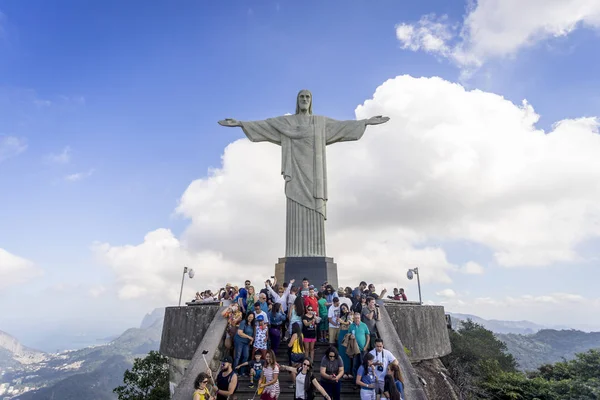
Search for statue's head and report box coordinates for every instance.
[295,89,313,115]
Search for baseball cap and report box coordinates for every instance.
[257,315,265,321]
[221,355,233,364]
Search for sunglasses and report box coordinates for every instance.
[303,363,311,367]
[328,355,336,358]
[201,380,209,384]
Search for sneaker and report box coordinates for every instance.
[248,383,255,388]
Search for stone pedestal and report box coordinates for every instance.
[275,257,338,289]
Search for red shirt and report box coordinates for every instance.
[304,296,318,312]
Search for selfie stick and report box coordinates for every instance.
[200,350,217,389]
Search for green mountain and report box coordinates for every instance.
[496,329,600,371]
[2,312,164,400]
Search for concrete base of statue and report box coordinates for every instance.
[275,257,338,289]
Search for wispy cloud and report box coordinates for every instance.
[0,135,27,162]
[65,168,95,182]
[45,146,72,165]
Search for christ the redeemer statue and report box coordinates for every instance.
[218,90,389,258]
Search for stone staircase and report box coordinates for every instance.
[232,340,361,400]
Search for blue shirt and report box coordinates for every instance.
[269,311,286,326]
[326,292,339,305]
[236,320,255,344]
[349,322,370,351]
[356,365,376,389]
[259,301,269,315]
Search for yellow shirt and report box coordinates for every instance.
[193,388,209,400]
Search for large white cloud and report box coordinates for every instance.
[0,248,42,289]
[96,75,600,308]
[395,0,600,71]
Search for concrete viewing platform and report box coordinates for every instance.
[160,300,456,399]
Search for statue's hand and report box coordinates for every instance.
[218,118,242,127]
[366,115,390,126]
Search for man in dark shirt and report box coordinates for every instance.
[215,356,237,400]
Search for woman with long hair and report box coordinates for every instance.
[336,303,352,378]
[356,353,377,400]
[280,357,331,400]
[233,312,255,375]
[289,293,304,330]
[302,304,317,362]
[288,322,305,366]
[247,286,256,311]
[193,372,215,400]
[259,349,280,400]
[269,303,286,353]
[383,364,404,400]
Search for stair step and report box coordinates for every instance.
[230,341,362,399]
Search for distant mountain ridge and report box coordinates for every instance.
[497,329,600,371]
[448,313,600,371]
[448,313,550,334]
[1,311,164,399]
[0,330,46,367]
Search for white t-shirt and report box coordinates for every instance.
[338,297,352,310]
[254,310,269,325]
[328,305,340,328]
[369,348,396,381]
[295,372,307,399]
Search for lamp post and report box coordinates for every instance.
[178,266,195,306]
[407,267,422,305]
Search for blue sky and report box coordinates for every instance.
[1,0,600,351]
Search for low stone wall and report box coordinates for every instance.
[160,303,220,360]
[384,301,451,361]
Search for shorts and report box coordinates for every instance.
[328,327,340,342]
[319,316,329,331]
[251,369,263,382]
[303,337,316,343]
[291,352,304,363]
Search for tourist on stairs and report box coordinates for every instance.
[349,312,371,379]
[247,285,257,312]
[193,372,215,400]
[302,304,318,361]
[253,315,269,359]
[233,313,255,375]
[288,323,305,366]
[269,303,286,355]
[303,287,319,315]
[235,352,265,389]
[280,357,331,400]
[289,293,304,331]
[259,350,280,400]
[327,297,341,345]
[356,353,377,400]
[317,292,329,343]
[337,303,352,379]
[369,338,399,397]
[214,356,238,400]
[383,364,404,400]
[319,347,344,400]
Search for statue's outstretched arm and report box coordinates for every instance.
[365,116,390,126]
[218,118,242,127]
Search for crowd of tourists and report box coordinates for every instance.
[192,277,407,400]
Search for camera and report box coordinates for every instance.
[377,365,384,372]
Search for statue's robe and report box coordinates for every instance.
[241,114,367,257]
